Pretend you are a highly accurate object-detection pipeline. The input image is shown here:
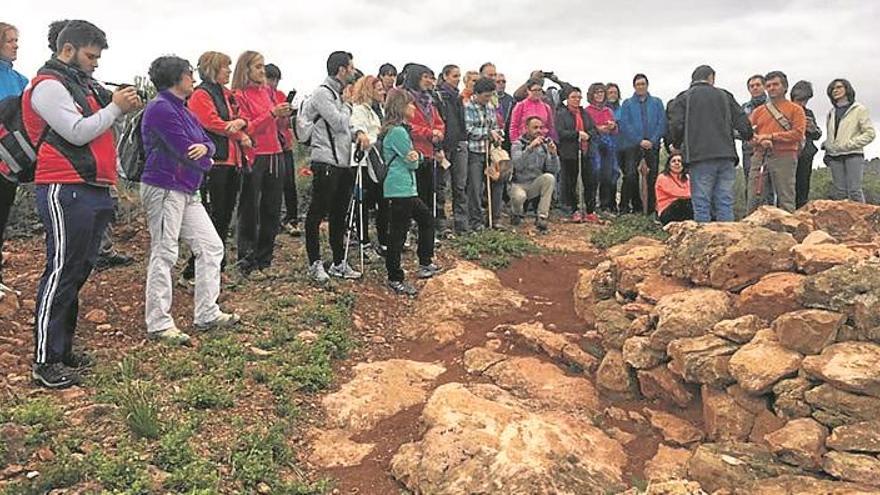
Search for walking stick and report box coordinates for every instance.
[577,145,583,215]
[432,157,438,223]
[754,149,769,198]
[357,162,365,274]
[485,143,493,230]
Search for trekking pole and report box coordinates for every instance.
[432,156,438,224]
[357,161,365,274]
[577,144,583,215]
[485,142,493,230]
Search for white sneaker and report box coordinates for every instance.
[328,261,362,280]
[309,260,330,284]
[194,312,241,331]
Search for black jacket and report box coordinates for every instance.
[434,84,466,148]
[555,106,597,160]
[667,82,753,165]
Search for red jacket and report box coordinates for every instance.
[23,73,117,186]
[407,105,445,157]
[188,85,246,167]
[271,89,295,151]
[234,84,283,161]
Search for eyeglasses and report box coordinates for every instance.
[832,84,846,89]
[529,88,544,93]
[497,79,506,83]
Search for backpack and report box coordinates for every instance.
[366,137,388,185]
[294,84,336,146]
[116,109,146,182]
[0,95,47,183]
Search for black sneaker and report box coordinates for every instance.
[62,350,95,370]
[417,263,442,279]
[373,244,388,258]
[388,280,418,296]
[536,218,549,233]
[510,215,523,226]
[32,362,81,389]
[95,252,134,272]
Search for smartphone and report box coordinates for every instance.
[542,71,554,79]
[286,90,297,104]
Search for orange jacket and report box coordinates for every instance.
[655,172,691,215]
[749,99,806,157]
[188,87,246,166]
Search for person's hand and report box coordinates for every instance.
[434,150,445,162]
[431,129,443,143]
[490,130,502,143]
[271,103,292,118]
[607,120,617,130]
[547,140,558,155]
[529,136,544,149]
[356,132,371,150]
[530,70,544,80]
[406,150,420,162]
[640,139,653,150]
[578,131,590,142]
[760,139,773,150]
[240,135,253,148]
[225,118,247,133]
[187,144,209,160]
[112,87,142,114]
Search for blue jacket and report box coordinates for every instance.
[618,93,666,150]
[0,59,27,100]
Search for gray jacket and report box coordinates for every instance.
[305,76,352,167]
[511,137,560,185]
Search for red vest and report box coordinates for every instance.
[22,72,118,186]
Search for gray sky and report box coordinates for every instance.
[5,0,879,162]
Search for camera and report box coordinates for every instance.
[542,71,554,79]
[104,81,148,102]
[543,137,553,145]
[286,90,297,104]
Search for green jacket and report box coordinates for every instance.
[382,125,420,198]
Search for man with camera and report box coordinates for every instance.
[25,20,142,388]
[509,116,559,232]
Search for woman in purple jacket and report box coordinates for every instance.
[140,56,240,345]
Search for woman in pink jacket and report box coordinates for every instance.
[509,78,558,143]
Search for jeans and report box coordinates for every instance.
[305,163,354,264]
[828,155,866,203]
[592,141,619,212]
[386,197,433,282]
[689,158,736,222]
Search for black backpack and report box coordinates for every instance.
[116,109,146,182]
[0,95,46,183]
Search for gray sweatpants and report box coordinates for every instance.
[509,173,555,219]
[141,184,223,333]
[828,155,866,203]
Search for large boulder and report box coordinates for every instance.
[595,300,634,350]
[772,309,846,355]
[793,200,880,243]
[390,383,628,494]
[661,221,797,291]
[612,244,667,298]
[637,365,695,408]
[737,272,806,321]
[743,206,814,241]
[574,268,600,326]
[798,261,880,341]
[649,288,733,351]
[763,418,828,470]
[792,243,862,275]
[702,385,757,441]
[686,442,801,493]
[823,451,880,487]
[801,342,880,398]
[805,384,880,428]
[827,421,880,454]
[666,335,739,387]
[728,329,803,395]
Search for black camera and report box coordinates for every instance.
[104,81,148,102]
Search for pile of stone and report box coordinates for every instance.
[575,201,880,493]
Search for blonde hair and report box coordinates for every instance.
[464,70,479,90]
[197,51,232,84]
[352,75,382,105]
[231,51,263,90]
[0,23,17,45]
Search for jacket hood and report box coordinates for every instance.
[404,64,431,92]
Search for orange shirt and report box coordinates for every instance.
[749,99,806,157]
[655,172,691,215]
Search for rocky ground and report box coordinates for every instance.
[3,200,880,494]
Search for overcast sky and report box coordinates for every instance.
[5,0,879,162]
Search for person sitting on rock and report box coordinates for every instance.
[654,151,693,225]
[509,116,560,232]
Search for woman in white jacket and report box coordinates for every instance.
[822,79,876,203]
[350,75,389,255]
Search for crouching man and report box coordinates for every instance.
[509,116,559,232]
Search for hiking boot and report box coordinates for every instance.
[95,252,134,272]
[510,215,523,226]
[388,280,418,296]
[195,312,241,331]
[308,260,330,284]
[62,350,95,370]
[373,243,388,258]
[536,217,550,233]
[148,326,192,346]
[328,261,362,280]
[177,274,196,292]
[417,263,442,279]
[32,362,81,389]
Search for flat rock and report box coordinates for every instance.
[744,474,880,494]
[737,272,806,321]
[322,359,446,433]
[612,244,667,297]
[798,261,880,340]
[805,383,880,428]
[667,334,739,387]
[505,322,598,372]
[772,309,845,355]
[728,329,802,394]
[308,429,374,468]
[827,421,880,453]
[649,288,733,351]
[802,229,839,246]
[645,409,704,446]
[743,206,814,241]
[712,315,766,344]
[638,365,694,408]
[84,308,108,324]
[636,274,691,304]
[823,451,880,487]
[801,342,880,398]
[402,261,526,343]
[644,444,692,482]
[793,200,880,243]
[793,243,861,275]
[623,336,666,370]
[686,441,801,493]
[390,383,628,494]
[763,418,828,470]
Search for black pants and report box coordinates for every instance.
[621,147,660,214]
[237,154,284,270]
[659,198,694,225]
[795,152,815,209]
[185,165,240,278]
[282,149,300,225]
[387,197,433,282]
[0,176,17,284]
[416,158,435,217]
[561,153,596,214]
[362,173,390,247]
[305,163,354,265]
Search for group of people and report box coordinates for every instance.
[0,19,876,390]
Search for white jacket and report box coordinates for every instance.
[350,103,381,145]
[823,102,876,157]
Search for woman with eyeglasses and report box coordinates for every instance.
[556,87,599,223]
[585,82,620,215]
[821,79,876,203]
[509,78,558,143]
[140,55,240,345]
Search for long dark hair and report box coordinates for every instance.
[662,151,687,179]
[380,88,414,138]
[826,78,856,105]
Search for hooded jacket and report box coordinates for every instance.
[404,64,445,157]
[303,76,352,168]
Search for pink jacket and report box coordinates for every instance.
[234,84,285,161]
[510,98,558,142]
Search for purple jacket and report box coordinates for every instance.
[141,90,214,194]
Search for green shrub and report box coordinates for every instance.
[116,380,162,440]
[90,447,152,494]
[231,423,292,489]
[7,398,61,428]
[452,229,539,269]
[589,214,668,249]
[176,376,234,410]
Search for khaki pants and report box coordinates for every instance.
[141,184,223,333]
[747,152,796,213]
[508,173,555,219]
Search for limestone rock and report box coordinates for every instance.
[606,235,665,258]
[827,421,880,453]
[322,359,446,433]
[711,315,766,344]
[390,383,628,494]
[743,206,814,241]
[667,334,739,386]
[802,229,839,246]
[649,288,733,351]
[645,408,704,446]
[84,308,108,324]
[745,474,880,494]
[702,386,754,441]
[823,451,880,487]
[505,322,599,373]
[623,336,666,370]
[661,221,797,291]
[801,342,880,397]
[644,444,692,482]
[737,272,806,321]
[596,350,636,398]
[638,365,694,408]
[805,384,880,428]
[728,329,802,394]
[772,377,815,420]
[308,429,374,468]
[574,268,600,326]
[595,300,634,350]
[686,441,800,493]
[793,199,880,243]
[636,274,691,304]
[793,243,861,275]
[763,418,828,470]
[798,261,880,340]
[772,309,845,355]
[613,244,667,298]
[402,261,526,343]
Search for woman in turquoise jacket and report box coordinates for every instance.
[382,89,440,296]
